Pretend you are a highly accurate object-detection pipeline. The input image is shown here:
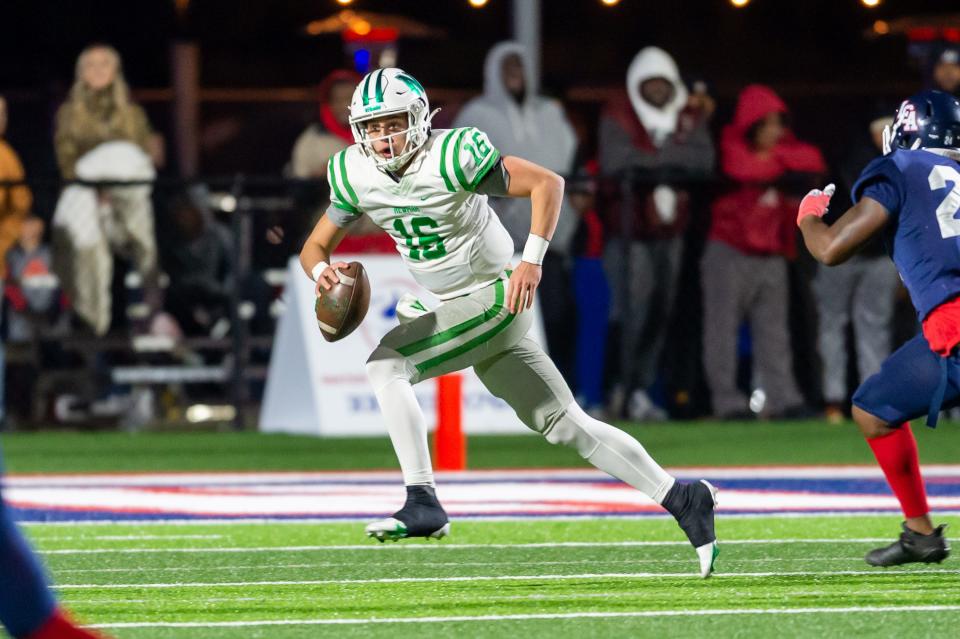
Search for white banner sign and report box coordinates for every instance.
[260,255,545,437]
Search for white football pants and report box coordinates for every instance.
[365,276,675,503]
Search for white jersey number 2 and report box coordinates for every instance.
[930,165,960,239]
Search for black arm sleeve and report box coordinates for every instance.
[475,157,511,197]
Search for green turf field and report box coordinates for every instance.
[8,423,960,638]
[4,419,960,473]
[22,516,960,638]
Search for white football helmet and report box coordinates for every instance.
[349,68,437,172]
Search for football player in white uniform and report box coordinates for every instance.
[300,68,719,577]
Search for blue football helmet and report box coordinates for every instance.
[883,90,960,155]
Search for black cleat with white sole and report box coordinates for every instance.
[662,479,719,577]
[865,523,950,567]
[365,485,450,542]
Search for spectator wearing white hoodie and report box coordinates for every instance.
[454,41,579,374]
[598,47,715,420]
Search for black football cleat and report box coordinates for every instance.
[662,479,719,577]
[865,523,950,567]
[365,485,450,542]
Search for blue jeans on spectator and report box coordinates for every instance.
[573,257,611,409]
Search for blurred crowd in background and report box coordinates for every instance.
[1,36,959,428]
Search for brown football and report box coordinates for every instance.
[314,261,371,342]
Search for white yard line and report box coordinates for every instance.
[37,538,894,555]
[56,569,960,590]
[35,534,226,541]
[90,605,960,629]
[92,534,224,541]
[65,588,929,604]
[51,557,867,574]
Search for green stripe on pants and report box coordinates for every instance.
[415,310,516,375]
[397,280,505,357]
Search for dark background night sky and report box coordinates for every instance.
[1,0,958,175]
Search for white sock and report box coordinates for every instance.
[366,348,434,487]
[549,402,675,503]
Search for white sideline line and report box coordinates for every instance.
[90,605,960,628]
[38,538,893,555]
[57,569,960,590]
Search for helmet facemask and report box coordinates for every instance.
[351,100,436,172]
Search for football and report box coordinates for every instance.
[314,261,371,342]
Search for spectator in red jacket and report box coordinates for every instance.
[702,84,825,419]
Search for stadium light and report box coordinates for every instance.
[730,0,750,7]
[861,0,881,6]
[601,0,622,6]
[336,0,353,5]
[469,0,489,7]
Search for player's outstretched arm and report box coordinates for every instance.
[797,185,890,266]
[501,155,565,313]
[299,213,351,295]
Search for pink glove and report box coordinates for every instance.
[797,183,835,226]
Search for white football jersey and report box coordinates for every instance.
[326,127,514,300]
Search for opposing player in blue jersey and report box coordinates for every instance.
[798,90,960,566]
[0,460,106,638]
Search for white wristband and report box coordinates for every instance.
[521,234,549,265]
[311,261,330,282]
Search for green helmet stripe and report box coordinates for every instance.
[361,72,373,107]
[374,68,385,104]
[396,73,425,96]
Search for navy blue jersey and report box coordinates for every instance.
[852,149,960,320]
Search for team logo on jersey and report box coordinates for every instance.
[894,102,919,133]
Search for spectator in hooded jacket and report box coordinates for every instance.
[290,69,359,179]
[282,69,393,255]
[703,84,825,419]
[598,47,714,420]
[454,42,579,375]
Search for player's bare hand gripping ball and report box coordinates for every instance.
[315,261,351,296]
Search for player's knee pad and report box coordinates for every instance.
[541,402,601,459]
[365,346,416,393]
